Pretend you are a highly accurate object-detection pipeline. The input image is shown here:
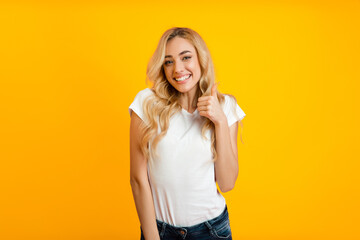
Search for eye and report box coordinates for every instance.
[183,56,192,60]
[164,60,173,66]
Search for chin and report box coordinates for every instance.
[167,75,200,94]
[176,84,198,94]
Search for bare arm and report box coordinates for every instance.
[197,84,241,193]
[130,112,160,240]
[214,120,239,192]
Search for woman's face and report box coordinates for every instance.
[163,37,201,95]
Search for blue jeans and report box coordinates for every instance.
[140,205,232,240]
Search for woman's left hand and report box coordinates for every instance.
[197,83,227,126]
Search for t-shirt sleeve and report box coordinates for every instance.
[128,88,153,125]
[223,94,246,127]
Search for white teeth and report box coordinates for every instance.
[175,74,191,81]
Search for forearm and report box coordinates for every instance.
[130,180,160,240]
[214,121,238,192]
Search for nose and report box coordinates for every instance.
[174,60,185,74]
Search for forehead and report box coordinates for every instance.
[165,37,196,55]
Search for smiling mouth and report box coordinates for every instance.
[174,74,191,82]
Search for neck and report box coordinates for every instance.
[178,86,198,112]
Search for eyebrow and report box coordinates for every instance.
[165,50,192,59]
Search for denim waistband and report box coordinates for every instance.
[155,204,229,233]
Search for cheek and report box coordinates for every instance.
[189,61,201,75]
[164,68,172,80]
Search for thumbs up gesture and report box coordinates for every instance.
[197,82,227,126]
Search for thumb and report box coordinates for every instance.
[211,82,219,97]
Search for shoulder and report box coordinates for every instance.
[131,88,156,106]
[134,88,155,99]
[129,88,156,122]
[222,93,237,109]
[221,93,246,126]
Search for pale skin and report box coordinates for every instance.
[130,112,160,240]
[130,36,240,240]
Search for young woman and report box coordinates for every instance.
[129,27,246,240]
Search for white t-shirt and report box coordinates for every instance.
[129,88,246,227]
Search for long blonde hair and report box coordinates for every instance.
[139,27,243,162]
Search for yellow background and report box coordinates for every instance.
[0,0,359,239]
